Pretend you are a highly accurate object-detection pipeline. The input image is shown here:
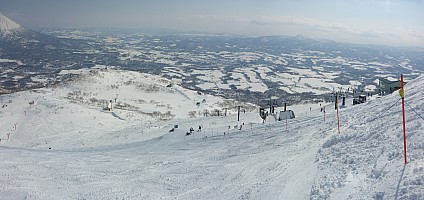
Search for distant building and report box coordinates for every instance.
[278,110,295,121]
[107,100,113,111]
[378,77,403,95]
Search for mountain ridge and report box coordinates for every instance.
[0,12,26,38]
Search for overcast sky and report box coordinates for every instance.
[1,0,423,47]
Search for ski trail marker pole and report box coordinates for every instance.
[400,74,407,164]
[336,95,340,135]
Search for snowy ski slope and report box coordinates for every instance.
[0,69,423,199]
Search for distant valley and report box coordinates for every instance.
[1,13,424,105]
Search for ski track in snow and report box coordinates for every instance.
[1,69,424,200]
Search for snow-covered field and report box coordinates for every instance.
[1,69,423,199]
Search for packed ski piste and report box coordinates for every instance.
[1,69,423,199]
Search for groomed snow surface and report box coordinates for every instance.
[1,69,423,200]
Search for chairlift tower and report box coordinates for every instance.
[236,106,241,121]
[267,97,278,114]
[223,107,228,116]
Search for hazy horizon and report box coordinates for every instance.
[1,0,423,47]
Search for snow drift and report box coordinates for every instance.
[312,75,424,199]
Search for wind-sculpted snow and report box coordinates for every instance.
[0,69,423,199]
[312,75,424,199]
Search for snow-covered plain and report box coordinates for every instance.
[1,69,423,199]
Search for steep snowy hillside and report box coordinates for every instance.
[0,12,25,37]
[0,70,423,199]
[311,75,424,199]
